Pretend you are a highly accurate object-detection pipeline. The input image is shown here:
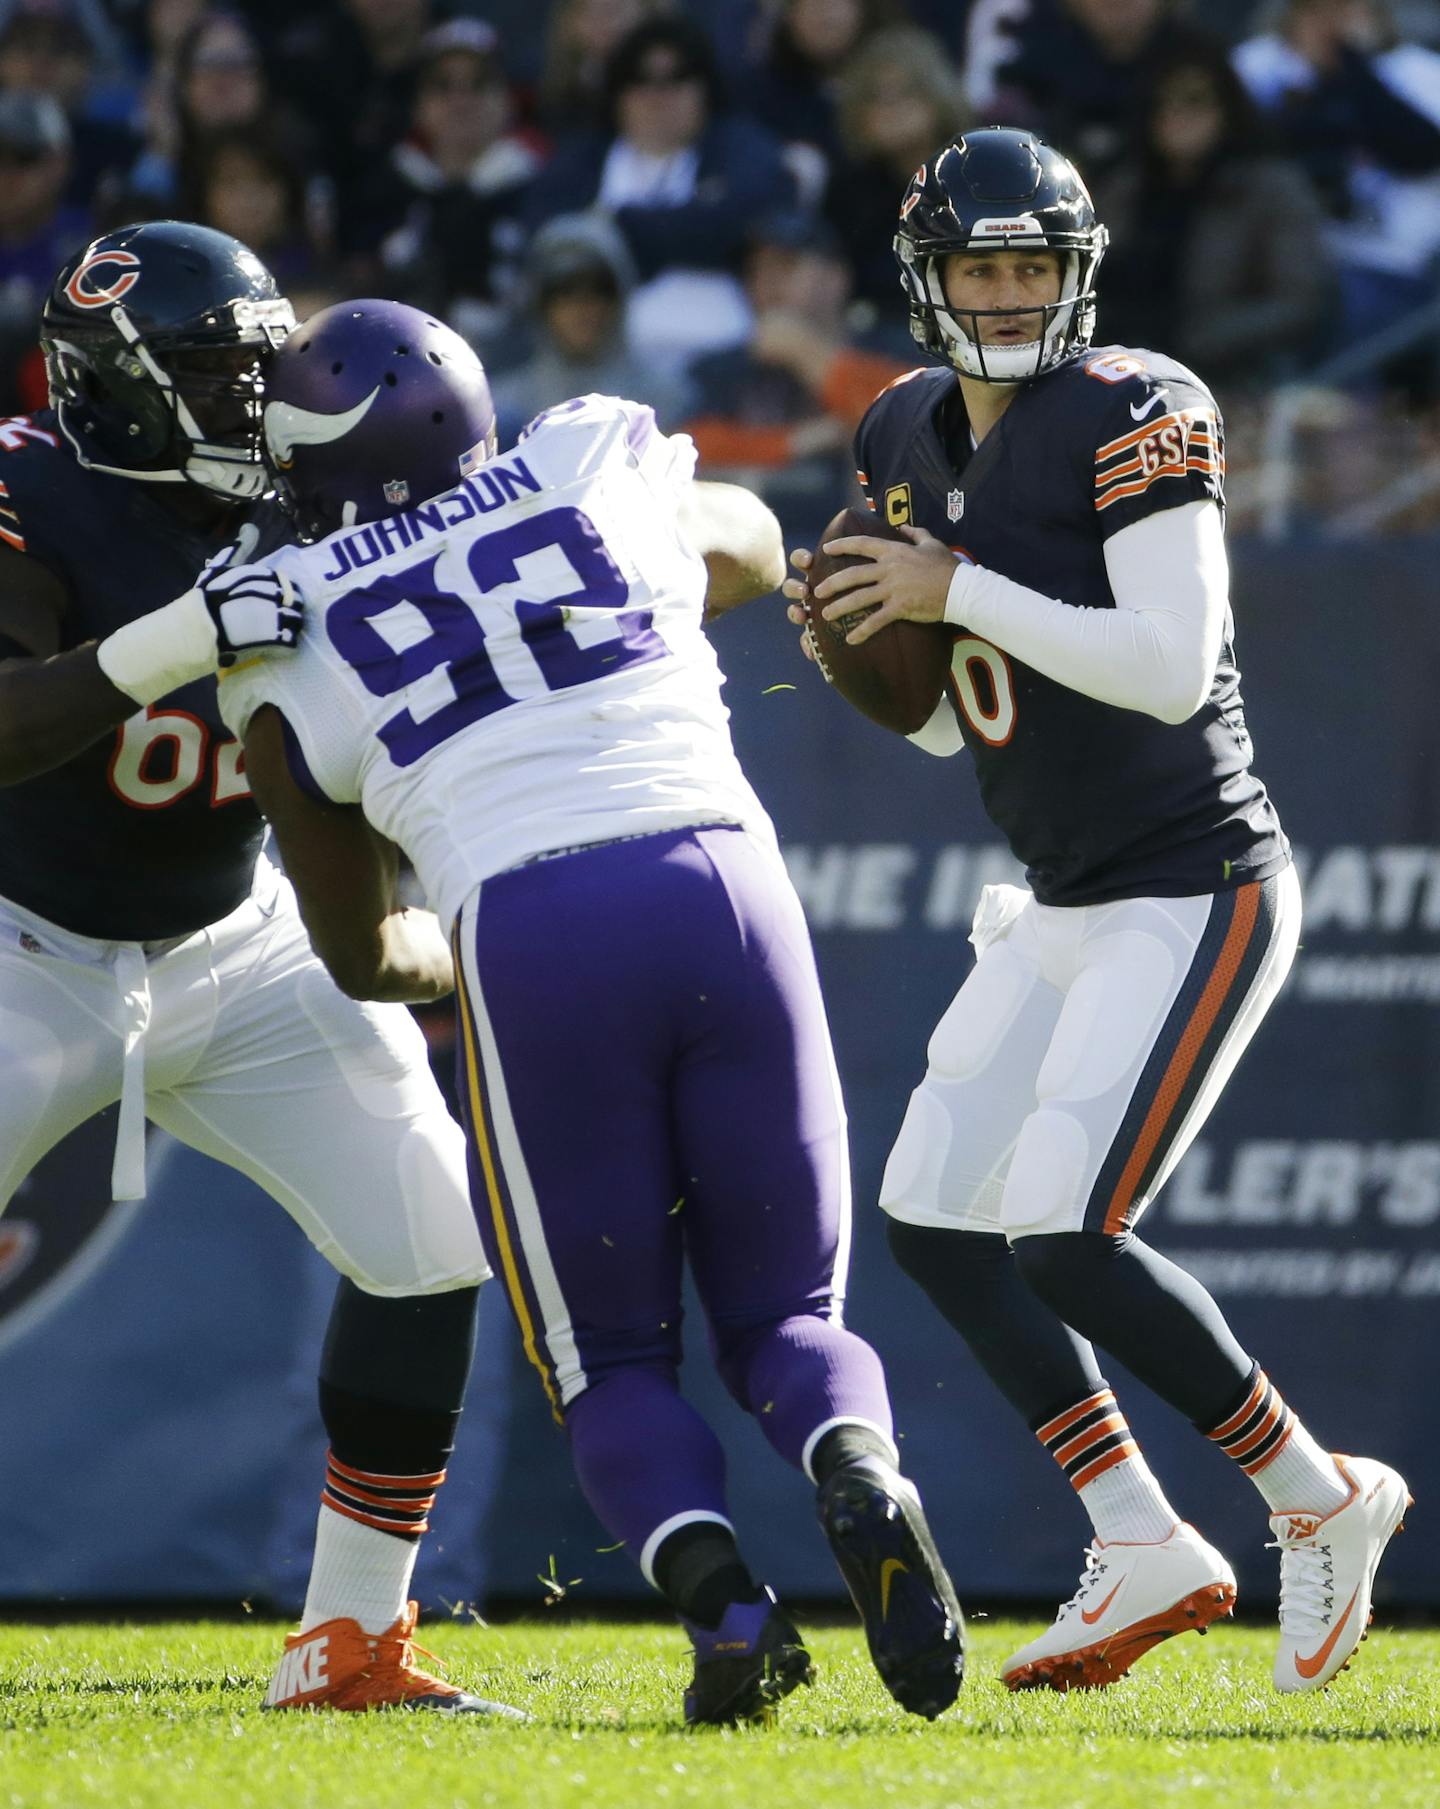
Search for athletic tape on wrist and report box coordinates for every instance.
[95,589,218,707]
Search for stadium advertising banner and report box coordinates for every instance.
[0,535,1435,1611]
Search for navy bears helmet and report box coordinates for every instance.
[895,127,1108,384]
[262,299,496,541]
[41,220,296,501]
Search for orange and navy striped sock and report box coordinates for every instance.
[322,1452,446,1539]
[1203,1368,1348,1514]
[1035,1386,1178,1543]
[299,1452,449,1635]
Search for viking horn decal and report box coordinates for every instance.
[264,387,381,466]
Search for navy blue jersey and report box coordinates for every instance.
[0,410,283,940]
[854,347,1289,906]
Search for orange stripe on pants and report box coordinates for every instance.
[1102,884,1261,1235]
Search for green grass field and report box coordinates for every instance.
[1,1615,1436,1809]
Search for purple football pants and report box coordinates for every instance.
[451,824,893,1579]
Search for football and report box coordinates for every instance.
[801,506,952,736]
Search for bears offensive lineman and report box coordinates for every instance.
[0,223,522,1716]
[216,298,966,1727]
[783,128,1410,1693]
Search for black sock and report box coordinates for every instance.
[651,1523,761,1629]
[810,1423,895,1486]
[317,1277,479,1478]
[1012,1231,1253,1423]
[887,1219,1103,1423]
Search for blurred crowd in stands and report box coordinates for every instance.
[1,0,1439,531]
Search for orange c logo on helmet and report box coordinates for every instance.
[64,249,142,310]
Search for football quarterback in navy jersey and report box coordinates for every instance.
[0,223,522,1716]
[784,128,1410,1694]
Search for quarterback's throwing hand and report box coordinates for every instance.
[814,523,956,645]
[200,561,304,667]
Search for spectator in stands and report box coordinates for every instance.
[1096,49,1334,392]
[271,0,435,191]
[993,0,1226,192]
[749,0,896,208]
[528,15,795,376]
[1234,0,1440,351]
[537,0,674,134]
[0,92,88,412]
[123,8,316,216]
[826,27,968,315]
[489,212,690,443]
[682,208,908,484]
[121,0,203,200]
[0,0,138,208]
[188,130,324,290]
[342,18,540,352]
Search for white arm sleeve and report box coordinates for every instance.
[943,499,1228,724]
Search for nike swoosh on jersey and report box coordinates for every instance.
[1080,1578,1125,1625]
[879,1557,909,1619]
[1293,1587,1359,1679]
[1129,391,1168,421]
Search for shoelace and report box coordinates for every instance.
[369,1625,451,1682]
[1055,1546,1109,1622]
[1267,1532,1336,1638]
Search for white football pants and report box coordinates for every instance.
[0,860,488,1295]
[880,868,1301,1240]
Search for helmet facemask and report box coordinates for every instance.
[44,293,295,502]
[898,233,1105,385]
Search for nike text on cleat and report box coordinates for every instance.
[682,1587,813,1727]
[1002,1523,1236,1692]
[261,1601,527,1717]
[1270,1454,1412,1693]
[818,1456,965,1719]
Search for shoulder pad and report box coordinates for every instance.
[1064,346,1217,413]
[857,366,952,470]
[0,413,77,571]
[860,366,950,431]
[517,393,696,496]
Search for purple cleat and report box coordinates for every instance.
[682,1587,814,1727]
[819,1457,965,1719]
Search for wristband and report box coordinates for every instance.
[95,590,218,707]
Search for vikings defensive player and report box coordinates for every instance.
[784,127,1410,1694]
[0,224,518,1716]
[217,298,965,1727]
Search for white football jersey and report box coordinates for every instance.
[219,395,777,929]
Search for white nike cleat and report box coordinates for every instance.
[1002,1522,1236,1691]
[1270,1453,1412,1693]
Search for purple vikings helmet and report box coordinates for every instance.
[262,299,497,540]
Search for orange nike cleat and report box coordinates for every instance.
[262,1601,528,1717]
[1002,1523,1236,1690]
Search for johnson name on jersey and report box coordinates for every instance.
[220,396,777,930]
[854,347,1289,906]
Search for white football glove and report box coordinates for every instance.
[97,552,304,706]
[199,560,303,668]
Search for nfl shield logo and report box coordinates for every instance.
[947,488,964,522]
[383,478,410,506]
